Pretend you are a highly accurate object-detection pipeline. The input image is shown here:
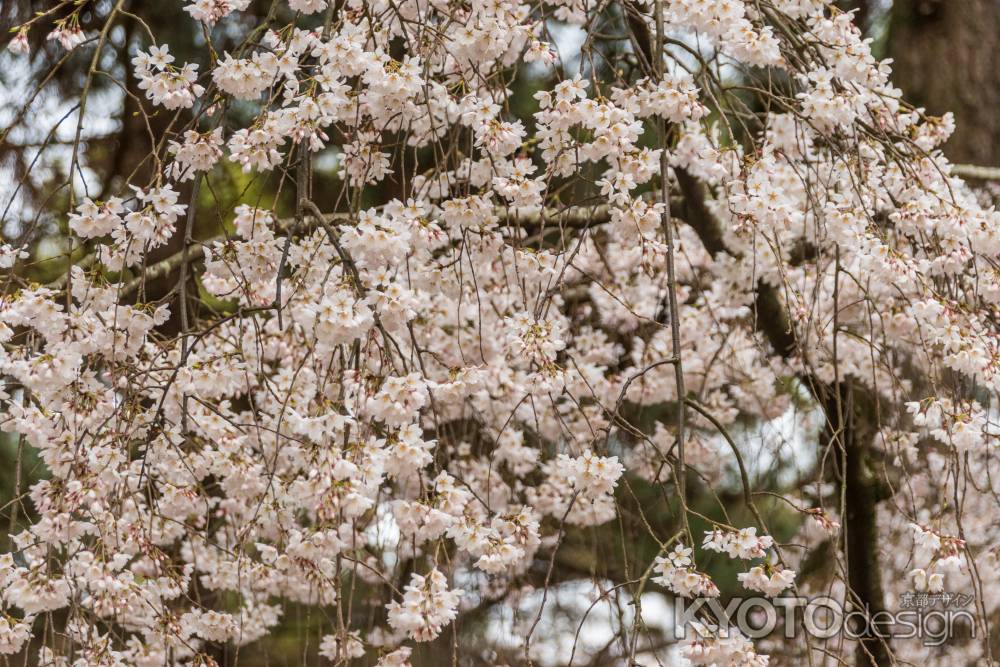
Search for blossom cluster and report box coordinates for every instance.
[2,0,1000,663]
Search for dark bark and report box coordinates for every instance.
[824,385,892,666]
[890,0,1000,166]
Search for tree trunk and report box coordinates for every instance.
[825,384,892,666]
[889,0,1000,166]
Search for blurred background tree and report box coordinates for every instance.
[839,0,1000,167]
[888,0,1000,166]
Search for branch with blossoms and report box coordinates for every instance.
[2,0,1000,665]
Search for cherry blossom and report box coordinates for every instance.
[2,0,999,663]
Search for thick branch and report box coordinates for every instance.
[51,204,617,295]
